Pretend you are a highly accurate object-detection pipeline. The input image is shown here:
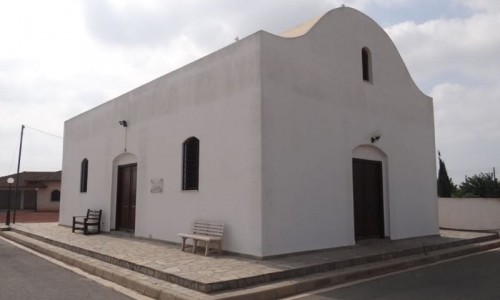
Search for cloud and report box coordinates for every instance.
[386,8,500,90]
[381,0,500,183]
[432,83,500,183]
[80,0,339,50]
[456,0,500,13]
[1,0,499,180]
[433,83,500,144]
[81,0,182,47]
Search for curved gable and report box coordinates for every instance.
[265,7,429,100]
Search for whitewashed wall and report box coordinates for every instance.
[260,7,438,256]
[61,34,264,256]
[439,197,500,231]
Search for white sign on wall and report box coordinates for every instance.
[150,178,163,193]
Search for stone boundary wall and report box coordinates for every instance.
[439,197,500,231]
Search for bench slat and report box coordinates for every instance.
[193,222,224,237]
[194,225,223,230]
[193,229,223,236]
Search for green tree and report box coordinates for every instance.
[456,172,500,198]
[437,152,456,197]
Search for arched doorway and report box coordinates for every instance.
[112,153,138,232]
[352,145,388,240]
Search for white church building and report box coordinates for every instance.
[60,7,438,258]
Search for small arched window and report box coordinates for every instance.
[362,47,372,83]
[80,158,88,193]
[182,137,199,190]
[51,190,61,201]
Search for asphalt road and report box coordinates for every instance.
[0,238,134,300]
[294,248,500,300]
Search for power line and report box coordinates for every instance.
[24,125,63,139]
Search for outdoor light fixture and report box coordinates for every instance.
[371,130,382,143]
[5,177,14,226]
[119,120,129,152]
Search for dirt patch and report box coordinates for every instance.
[0,211,59,223]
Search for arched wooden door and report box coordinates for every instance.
[116,164,137,231]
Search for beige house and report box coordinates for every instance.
[0,171,61,211]
[60,7,438,257]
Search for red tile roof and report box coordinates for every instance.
[0,171,61,188]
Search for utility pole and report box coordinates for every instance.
[13,124,25,224]
[494,167,496,180]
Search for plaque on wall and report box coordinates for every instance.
[150,178,163,193]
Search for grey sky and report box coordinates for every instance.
[0,0,499,184]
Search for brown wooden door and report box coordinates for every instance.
[116,164,137,231]
[353,158,384,240]
[24,190,37,210]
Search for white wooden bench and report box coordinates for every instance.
[178,221,224,256]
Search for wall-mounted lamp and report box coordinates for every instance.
[119,120,128,152]
[371,130,381,143]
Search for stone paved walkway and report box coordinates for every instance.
[9,222,495,292]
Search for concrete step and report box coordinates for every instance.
[5,226,499,295]
[8,227,222,293]
[212,238,500,299]
[2,231,500,299]
[2,229,499,300]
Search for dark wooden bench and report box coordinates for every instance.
[178,221,224,256]
[72,209,102,235]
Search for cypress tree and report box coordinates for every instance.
[437,151,455,197]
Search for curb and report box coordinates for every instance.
[211,239,500,299]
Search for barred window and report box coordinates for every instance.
[51,190,60,201]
